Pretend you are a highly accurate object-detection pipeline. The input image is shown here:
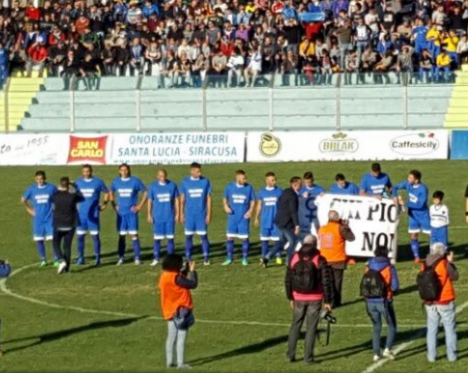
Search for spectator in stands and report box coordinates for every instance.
[48,40,66,77]
[227,46,244,87]
[0,0,465,88]
[419,48,434,82]
[79,52,101,90]
[435,49,452,82]
[129,37,144,76]
[458,34,468,63]
[26,41,47,77]
[62,49,80,90]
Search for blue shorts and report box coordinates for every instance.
[260,225,279,241]
[77,215,100,235]
[185,213,207,235]
[227,215,250,239]
[153,221,175,239]
[117,212,139,235]
[409,209,431,234]
[431,226,448,247]
[33,217,53,241]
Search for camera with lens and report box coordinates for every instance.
[320,310,337,324]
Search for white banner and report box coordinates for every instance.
[315,194,399,259]
[247,130,449,162]
[0,132,245,165]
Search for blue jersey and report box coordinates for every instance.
[22,183,57,220]
[74,177,108,218]
[360,172,392,196]
[393,181,429,211]
[257,186,283,229]
[224,182,256,217]
[148,180,179,223]
[180,176,211,217]
[110,176,146,214]
[329,182,359,196]
[298,185,325,231]
[412,26,428,45]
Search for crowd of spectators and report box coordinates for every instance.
[0,0,467,88]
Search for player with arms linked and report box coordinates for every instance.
[256,172,284,265]
[74,164,109,266]
[21,171,58,267]
[179,162,212,265]
[147,169,180,266]
[110,164,147,265]
[222,170,256,266]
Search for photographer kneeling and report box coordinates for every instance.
[285,235,333,364]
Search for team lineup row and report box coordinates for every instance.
[20,161,449,269]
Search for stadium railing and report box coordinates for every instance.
[0,71,463,133]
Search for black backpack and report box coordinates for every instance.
[417,259,443,302]
[291,255,319,294]
[360,269,387,299]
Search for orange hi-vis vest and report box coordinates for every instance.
[159,271,194,320]
[318,221,347,263]
[365,265,394,300]
[422,259,456,304]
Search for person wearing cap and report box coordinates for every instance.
[284,236,333,364]
[53,177,83,274]
[318,210,355,308]
[364,245,399,362]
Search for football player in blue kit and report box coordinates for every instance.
[147,169,180,266]
[179,162,212,265]
[74,164,109,266]
[298,172,325,240]
[329,173,360,196]
[222,170,256,266]
[393,170,430,263]
[21,171,58,267]
[360,163,392,197]
[110,164,147,265]
[255,172,284,265]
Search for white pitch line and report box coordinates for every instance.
[362,299,468,373]
[0,263,445,330]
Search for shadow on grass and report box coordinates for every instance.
[3,316,147,355]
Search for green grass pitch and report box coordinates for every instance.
[1,160,468,373]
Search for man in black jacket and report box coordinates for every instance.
[262,176,301,267]
[285,236,333,364]
[53,177,82,274]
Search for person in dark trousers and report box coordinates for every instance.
[53,177,82,274]
[364,245,399,362]
[285,236,333,364]
[318,210,355,308]
[261,176,302,267]
[0,260,11,357]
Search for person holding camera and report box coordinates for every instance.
[159,255,198,369]
[360,245,399,362]
[318,210,355,308]
[284,236,333,364]
[0,260,11,357]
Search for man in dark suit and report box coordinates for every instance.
[261,176,302,267]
